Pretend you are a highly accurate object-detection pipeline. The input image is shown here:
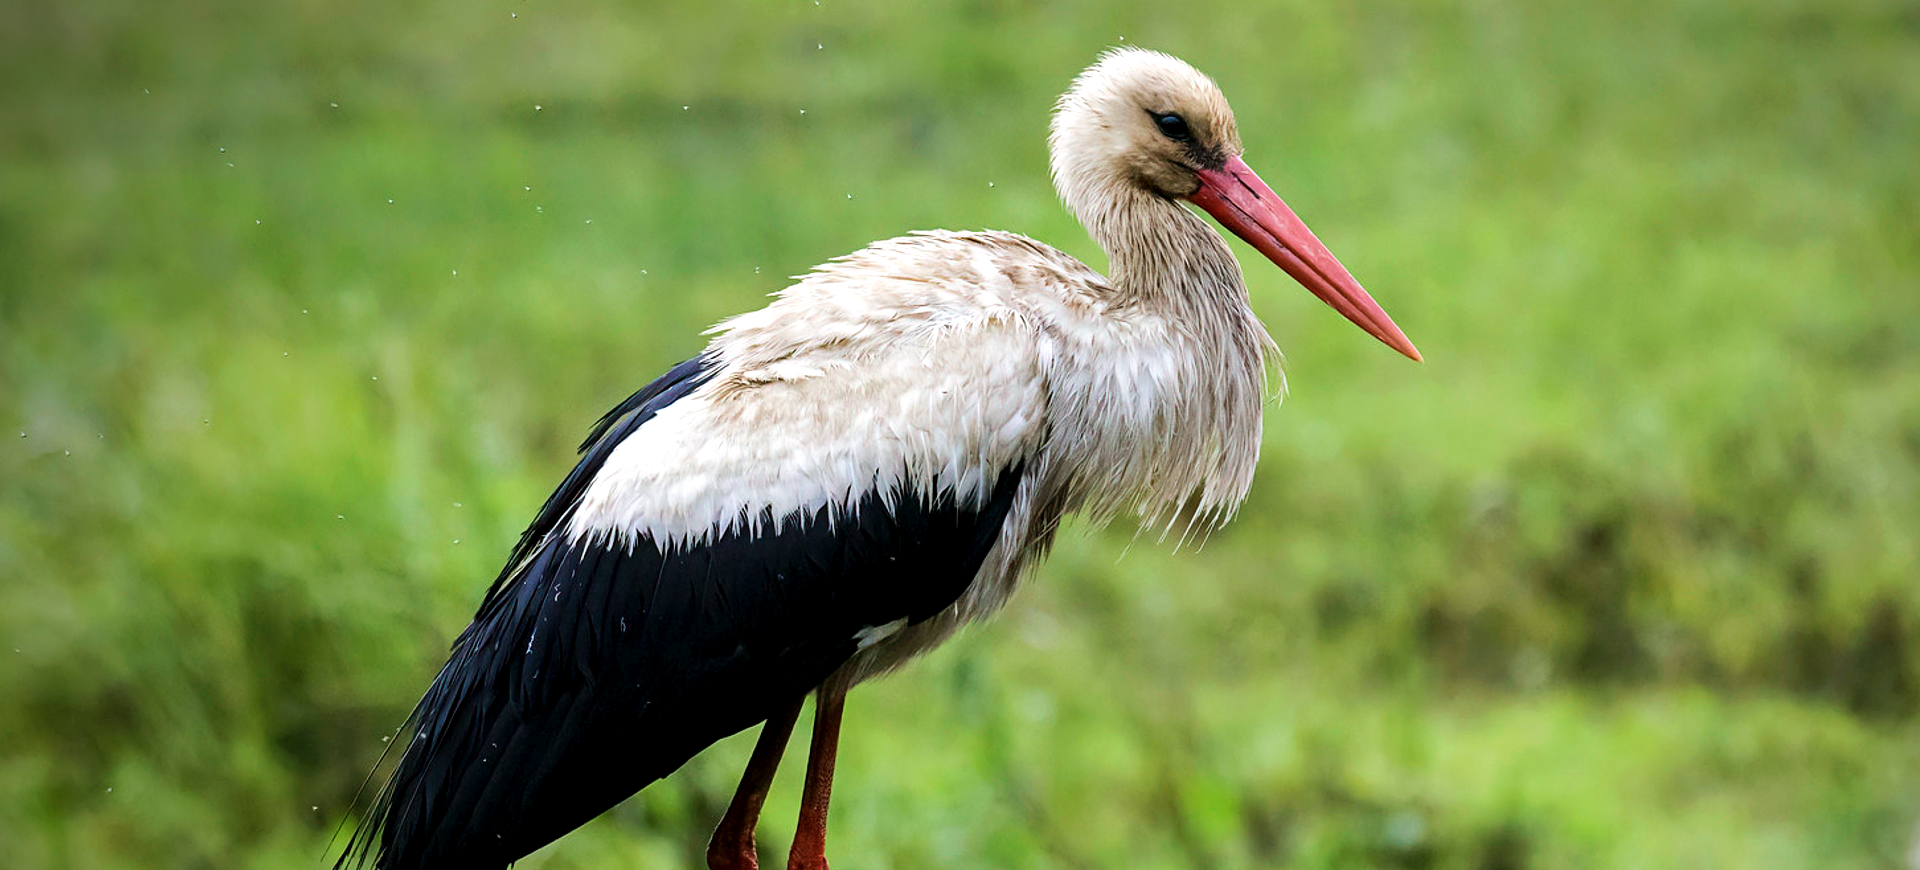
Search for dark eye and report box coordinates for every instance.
[1152,112,1192,142]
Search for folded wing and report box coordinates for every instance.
[345,291,1049,869]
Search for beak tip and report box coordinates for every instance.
[1378,327,1422,362]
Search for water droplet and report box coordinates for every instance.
[682,105,689,111]
[535,205,543,213]
[511,11,517,17]
[106,787,113,793]
[754,266,761,274]
[143,88,150,94]
[330,101,339,108]
[254,219,261,225]
[282,352,288,356]
[337,514,345,519]
[64,450,70,456]
[534,104,543,111]
[226,162,234,168]
[584,219,593,224]
[640,269,648,275]
[524,185,531,191]
[311,805,319,812]
[454,502,464,507]
[371,375,379,380]
[453,539,461,544]
[817,43,823,50]
[845,193,852,199]
[451,269,458,276]
[302,309,309,314]
[218,147,227,153]
[799,108,806,114]
[988,181,995,187]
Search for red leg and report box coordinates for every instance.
[786,681,849,870]
[707,696,805,870]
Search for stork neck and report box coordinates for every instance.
[1084,187,1249,313]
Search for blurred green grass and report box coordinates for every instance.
[3,0,1918,867]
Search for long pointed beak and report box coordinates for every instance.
[1186,155,1421,362]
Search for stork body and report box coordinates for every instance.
[342,49,1417,870]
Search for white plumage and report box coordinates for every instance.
[568,214,1276,682]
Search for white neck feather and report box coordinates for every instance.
[1042,171,1280,538]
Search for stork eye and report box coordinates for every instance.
[1151,112,1192,142]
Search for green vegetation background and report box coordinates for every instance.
[4,0,1917,867]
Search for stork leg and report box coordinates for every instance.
[707,696,805,870]
[786,679,849,870]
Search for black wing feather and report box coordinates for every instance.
[340,357,1024,870]
[482,354,713,611]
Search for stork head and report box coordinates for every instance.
[1050,48,1421,362]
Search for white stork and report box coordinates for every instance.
[339,48,1419,870]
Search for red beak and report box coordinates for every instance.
[1186,155,1421,362]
